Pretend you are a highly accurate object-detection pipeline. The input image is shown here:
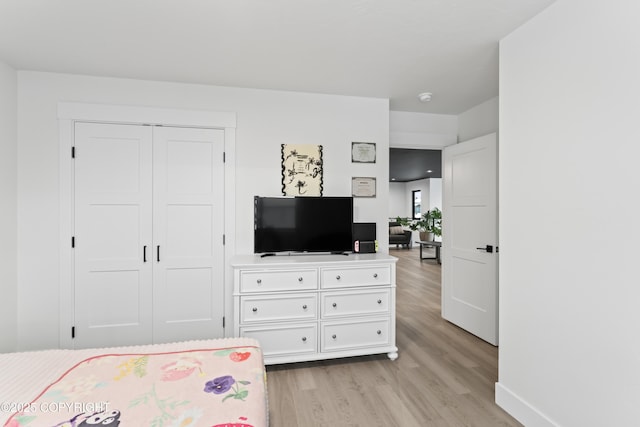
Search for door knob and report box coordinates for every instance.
[476,245,494,253]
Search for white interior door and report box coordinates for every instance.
[442,133,498,345]
[74,122,153,348]
[152,127,226,343]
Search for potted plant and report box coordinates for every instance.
[396,207,442,242]
[428,207,442,240]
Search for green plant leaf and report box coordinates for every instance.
[133,356,149,378]
[235,390,249,400]
[129,394,149,408]
[16,415,36,425]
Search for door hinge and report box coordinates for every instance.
[71,326,75,339]
[223,152,226,163]
[71,236,75,248]
[71,146,75,158]
[223,234,225,245]
[222,316,226,328]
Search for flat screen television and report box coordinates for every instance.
[254,196,354,254]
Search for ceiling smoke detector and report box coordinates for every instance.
[418,92,432,102]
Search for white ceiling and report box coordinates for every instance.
[0,0,554,114]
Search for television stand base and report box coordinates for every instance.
[258,251,351,258]
[259,253,276,258]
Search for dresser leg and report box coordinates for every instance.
[387,351,398,361]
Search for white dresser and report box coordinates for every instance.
[231,253,398,365]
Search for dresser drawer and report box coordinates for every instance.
[240,269,318,292]
[321,266,390,289]
[240,294,317,323]
[321,289,390,318]
[321,318,390,352]
[241,323,317,357]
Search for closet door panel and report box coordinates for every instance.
[74,122,153,349]
[162,268,213,320]
[166,205,213,260]
[166,139,214,194]
[85,205,140,263]
[152,127,225,343]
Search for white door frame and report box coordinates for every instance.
[58,102,237,349]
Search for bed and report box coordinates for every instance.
[0,337,267,427]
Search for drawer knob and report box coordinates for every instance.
[332,334,337,339]
[302,337,307,342]
[256,279,262,284]
[298,277,303,282]
[377,299,382,304]
[336,275,341,280]
[332,302,337,308]
[373,273,378,278]
[302,304,308,310]
[252,307,258,312]
[377,330,382,335]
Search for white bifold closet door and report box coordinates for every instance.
[151,126,225,344]
[73,122,225,349]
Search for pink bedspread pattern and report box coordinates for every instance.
[4,345,267,427]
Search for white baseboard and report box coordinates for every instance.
[495,382,560,427]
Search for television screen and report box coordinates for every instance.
[254,196,354,254]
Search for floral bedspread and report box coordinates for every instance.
[4,344,267,427]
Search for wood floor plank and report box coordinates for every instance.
[265,247,521,426]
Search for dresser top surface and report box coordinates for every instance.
[231,253,397,268]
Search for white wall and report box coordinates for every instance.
[388,182,408,220]
[497,1,640,426]
[389,111,457,149]
[16,71,390,350]
[0,62,18,353]
[428,178,442,211]
[457,96,498,143]
[389,179,429,220]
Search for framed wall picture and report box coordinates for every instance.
[281,143,323,196]
[351,142,376,163]
[352,177,376,198]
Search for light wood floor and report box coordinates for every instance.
[265,247,522,426]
